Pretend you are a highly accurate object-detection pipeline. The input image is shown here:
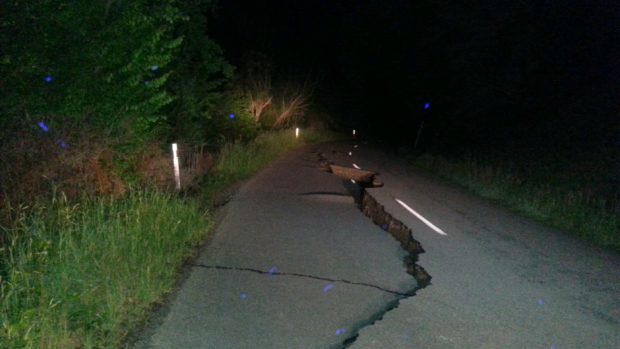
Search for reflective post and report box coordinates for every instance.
[172,143,181,190]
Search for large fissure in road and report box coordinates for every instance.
[341,189,432,347]
[317,150,432,347]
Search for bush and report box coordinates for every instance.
[164,0,234,143]
[0,0,184,140]
[0,0,233,208]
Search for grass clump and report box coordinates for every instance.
[0,191,210,348]
[414,154,619,251]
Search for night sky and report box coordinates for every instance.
[211,0,619,158]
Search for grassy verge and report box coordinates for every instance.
[0,192,210,348]
[414,154,619,251]
[0,129,338,348]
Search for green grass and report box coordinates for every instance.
[414,154,619,251]
[0,191,210,348]
[0,129,338,348]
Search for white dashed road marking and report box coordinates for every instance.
[395,198,447,236]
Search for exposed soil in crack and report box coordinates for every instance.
[357,191,430,286]
[190,263,412,297]
[339,189,432,347]
[315,149,432,347]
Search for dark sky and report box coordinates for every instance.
[211,0,619,155]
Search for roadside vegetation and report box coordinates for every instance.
[0,191,209,348]
[0,130,334,349]
[414,153,619,251]
[0,1,338,348]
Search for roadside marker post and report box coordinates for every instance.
[295,127,300,138]
[172,143,181,191]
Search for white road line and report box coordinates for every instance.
[352,163,361,169]
[395,198,448,236]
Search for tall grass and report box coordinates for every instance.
[414,154,619,251]
[0,192,210,348]
[0,129,338,348]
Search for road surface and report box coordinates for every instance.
[134,141,620,348]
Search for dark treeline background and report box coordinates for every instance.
[1,0,617,201]
[211,0,619,196]
[211,0,618,156]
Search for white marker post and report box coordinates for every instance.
[172,143,181,191]
[295,127,300,138]
[353,129,356,135]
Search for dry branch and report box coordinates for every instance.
[272,92,310,128]
[249,95,272,122]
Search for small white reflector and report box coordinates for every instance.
[295,127,300,138]
[352,164,361,169]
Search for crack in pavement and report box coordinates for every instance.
[316,148,433,348]
[189,263,414,297]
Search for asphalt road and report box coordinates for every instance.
[133,145,417,349]
[134,141,620,348]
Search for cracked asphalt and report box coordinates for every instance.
[132,146,417,349]
[134,141,620,349]
[325,141,620,349]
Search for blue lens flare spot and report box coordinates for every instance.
[538,299,545,306]
[229,114,235,119]
[240,293,248,300]
[151,65,158,71]
[335,329,346,336]
[57,140,68,149]
[323,284,334,293]
[423,102,430,110]
[267,266,277,275]
[44,75,53,83]
[38,122,49,133]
